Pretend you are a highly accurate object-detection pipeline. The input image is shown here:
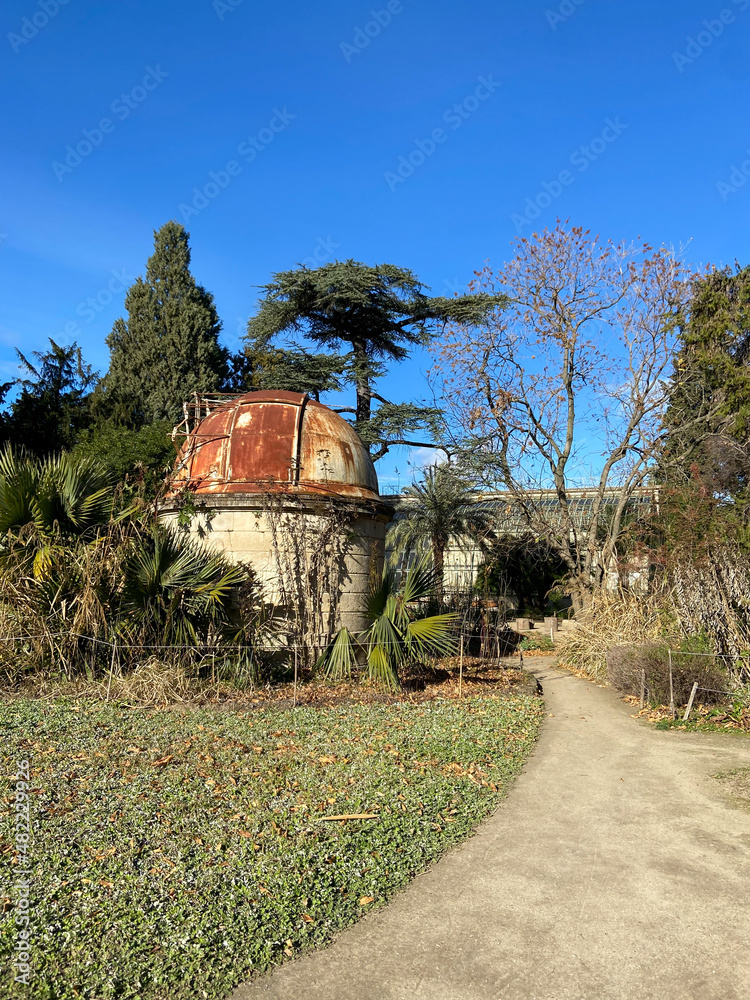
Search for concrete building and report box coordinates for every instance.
[383,486,656,605]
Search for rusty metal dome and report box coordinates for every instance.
[170,391,383,501]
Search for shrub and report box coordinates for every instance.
[0,447,275,687]
[606,642,730,705]
[519,634,555,652]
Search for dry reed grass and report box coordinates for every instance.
[6,658,207,707]
[555,589,674,683]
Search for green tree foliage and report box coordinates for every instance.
[246,260,500,460]
[3,340,97,457]
[477,534,567,616]
[387,463,489,604]
[316,557,458,690]
[104,221,230,427]
[243,341,346,399]
[72,420,176,495]
[662,264,750,498]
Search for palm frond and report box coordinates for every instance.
[400,555,440,605]
[315,627,359,681]
[365,568,397,620]
[405,612,459,658]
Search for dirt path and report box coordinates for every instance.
[231,662,750,1000]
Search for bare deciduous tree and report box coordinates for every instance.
[431,223,691,610]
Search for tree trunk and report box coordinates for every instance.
[433,536,445,609]
[568,574,604,614]
[351,338,372,430]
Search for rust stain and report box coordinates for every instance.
[168,391,385,503]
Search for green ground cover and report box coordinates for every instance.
[655,717,750,733]
[1,693,543,1000]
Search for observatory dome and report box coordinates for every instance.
[171,391,381,501]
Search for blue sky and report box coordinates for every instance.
[2,0,749,490]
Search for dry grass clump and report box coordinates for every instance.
[100,658,201,706]
[556,589,673,683]
[9,658,206,707]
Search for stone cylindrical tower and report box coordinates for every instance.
[161,391,394,638]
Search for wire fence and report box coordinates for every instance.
[598,647,750,719]
[4,626,747,715]
[0,620,533,702]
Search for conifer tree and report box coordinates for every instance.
[662,264,750,496]
[104,222,229,427]
[4,340,96,456]
[246,260,500,460]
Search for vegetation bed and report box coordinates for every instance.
[622,696,750,733]
[1,693,543,1000]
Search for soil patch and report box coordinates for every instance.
[714,767,750,810]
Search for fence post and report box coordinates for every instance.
[639,668,646,711]
[106,640,116,703]
[683,682,699,722]
[459,634,464,698]
[668,649,675,719]
[293,646,298,707]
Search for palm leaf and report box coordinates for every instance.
[365,568,397,620]
[366,640,400,690]
[315,627,359,681]
[0,446,39,535]
[365,613,403,689]
[405,612,459,658]
[400,555,439,605]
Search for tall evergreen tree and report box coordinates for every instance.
[3,340,97,457]
[662,264,750,496]
[246,260,500,460]
[104,222,230,427]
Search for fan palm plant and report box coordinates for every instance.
[316,557,459,690]
[119,524,249,647]
[387,463,489,606]
[0,445,114,539]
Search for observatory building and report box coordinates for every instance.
[163,391,394,636]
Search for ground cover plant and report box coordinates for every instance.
[648,696,750,733]
[518,634,555,653]
[0,692,543,1000]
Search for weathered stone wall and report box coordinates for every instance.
[161,495,391,636]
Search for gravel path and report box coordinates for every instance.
[232,661,750,1000]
